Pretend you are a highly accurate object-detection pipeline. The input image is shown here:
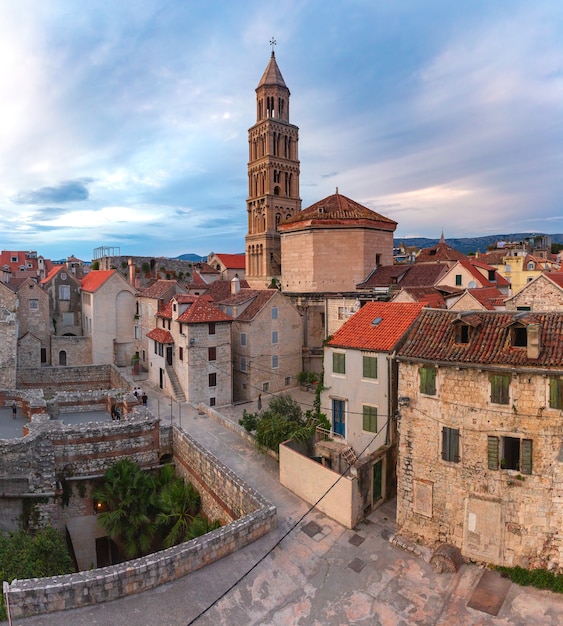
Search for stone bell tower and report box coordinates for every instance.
[245,47,301,288]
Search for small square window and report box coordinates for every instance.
[285,376,291,386]
[262,382,270,392]
[210,397,216,407]
[29,299,39,310]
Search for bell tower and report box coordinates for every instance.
[245,46,301,288]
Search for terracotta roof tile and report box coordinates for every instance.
[138,280,179,299]
[415,240,467,264]
[280,192,397,231]
[177,297,233,324]
[214,253,246,269]
[81,270,116,293]
[146,328,174,344]
[328,302,425,351]
[397,309,563,367]
[207,279,251,302]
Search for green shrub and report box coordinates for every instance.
[239,409,259,432]
[496,565,563,593]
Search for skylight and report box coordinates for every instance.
[372,317,383,326]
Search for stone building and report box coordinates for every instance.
[0,281,17,387]
[245,51,302,288]
[207,253,246,282]
[504,272,563,311]
[147,295,233,405]
[16,278,51,367]
[218,281,303,403]
[396,308,563,570]
[81,270,136,366]
[40,264,83,337]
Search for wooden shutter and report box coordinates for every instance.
[521,439,533,475]
[362,406,377,432]
[421,366,436,395]
[363,356,377,379]
[550,378,562,409]
[490,374,509,404]
[442,427,460,462]
[488,436,499,470]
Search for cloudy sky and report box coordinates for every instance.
[1,1,562,261]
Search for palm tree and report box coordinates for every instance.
[157,479,201,548]
[93,459,157,559]
[187,515,221,540]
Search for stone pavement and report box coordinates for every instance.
[4,384,563,625]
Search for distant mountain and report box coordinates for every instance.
[174,253,206,262]
[394,233,563,255]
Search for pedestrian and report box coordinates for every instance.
[111,404,116,420]
[136,387,143,403]
[133,388,138,400]
[115,407,121,421]
[12,400,17,419]
[142,392,148,406]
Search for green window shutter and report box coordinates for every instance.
[333,352,345,374]
[452,428,460,462]
[363,406,377,432]
[363,356,377,379]
[420,367,427,393]
[420,366,436,395]
[488,436,499,470]
[521,439,533,475]
[441,427,448,461]
[550,378,562,409]
[491,374,510,404]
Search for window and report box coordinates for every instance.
[488,270,496,282]
[40,348,47,364]
[240,356,247,372]
[420,366,436,395]
[455,325,470,344]
[134,326,141,339]
[208,322,216,335]
[60,271,67,280]
[262,382,270,392]
[488,435,532,474]
[179,347,183,361]
[505,265,511,273]
[549,377,563,409]
[11,256,17,263]
[208,347,216,361]
[59,285,70,300]
[271,307,278,319]
[285,376,291,386]
[441,427,460,463]
[272,355,279,369]
[63,312,74,326]
[455,274,462,286]
[516,306,531,311]
[511,326,527,347]
[272,330,278,345]
[332,352,345,374]
[527,262,535,271]
[240,332,247,346]
[490,373,510,404]
[209,373,217,387]
[158,343,164,357]
[362,406,377,433]
[362,355,377,379]
[29,299,39,310]
[210,397,216,407]
[332,399,345,437]
[58,350,67,366]
[154,341,158,355]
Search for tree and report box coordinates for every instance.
[93,459,157,559]
[157,479,201,548]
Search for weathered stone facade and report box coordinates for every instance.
[16,278,50,367]
[51,335,93,367]
[396,309,563,571]
[505,273,563,311]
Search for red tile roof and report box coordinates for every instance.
[461,287,505,310]
[397,309,563,367]
[328,302,425,352]
[415,238,467,264]
[40,265,64,284]
[358,263,448,290]
[546,272,563,289]
[81,270,116,293]
[177,297,233,324]
[207,279,251,302]
[394,287,446,308]
[214,253,246,270]
[279,191,397,232]
[219,289,277,321]
[138,280,179,299]
[146,328,174,344]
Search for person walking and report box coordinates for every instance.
[12,400,17,419]
[142,392,148,406]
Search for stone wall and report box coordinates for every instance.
[3,424,277,619]
[16,363,133,392]
[397,360,563,570]
[51,335,92,367]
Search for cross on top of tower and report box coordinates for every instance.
[270,37,277,53]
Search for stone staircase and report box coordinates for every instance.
[165,365,186,403]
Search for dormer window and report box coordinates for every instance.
[527,262,535,271]
[488,270,496,281]
[455,325,470,344]
[511,326,527,347]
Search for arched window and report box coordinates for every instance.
[274,186,280,195]
[59,350,67,366]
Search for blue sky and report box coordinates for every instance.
[2,1,562,261]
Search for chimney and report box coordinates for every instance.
[231,275,240,295]
[128,258,136,285]
[527,324,540,359]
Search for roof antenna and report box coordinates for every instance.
[336,186,339,194]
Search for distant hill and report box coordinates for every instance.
[395,233,563,256]
[174,253,206,262]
